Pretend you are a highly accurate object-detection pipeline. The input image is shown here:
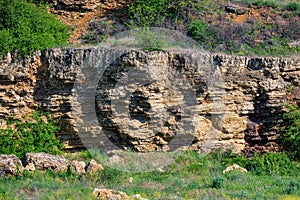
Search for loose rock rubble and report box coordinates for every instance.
[0,154,24,177]
[71,160,86,174]
[86,159,104,173]
[92,188,148,200]
[23,152,70,172]
[0,152,104,178]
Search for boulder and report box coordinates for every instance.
[23,152,69,172]
[71,160,86,174]
[132,194,148,200]
[223,163,247,174]
[0,154,24,177]
[92,188,148,200]
[24,163,36,172]
[86,159,104,173]
[92,188,132,200]
[225,4,247,15]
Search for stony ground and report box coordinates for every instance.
[46,0,300,52]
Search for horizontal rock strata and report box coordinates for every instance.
[0,48,299,153]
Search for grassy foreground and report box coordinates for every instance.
[0,150,299,200]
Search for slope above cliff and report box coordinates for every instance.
[42,0,300,56]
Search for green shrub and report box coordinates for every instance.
[211,176,225,189]
[187,20,208,44]
[127,0,211,29]
[284,181,300,195]
[220,150,249,168]
[254,0,279,8]
[219,150,299,175]
[285,2,300,11]
[0,110,64,158]
[246,152,297,175]
[135,28,167,51]
[127,0,167,28]
[0,0,69,57]
[279,104,300,159]
[234,0,300,11]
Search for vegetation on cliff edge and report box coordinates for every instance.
[0,0,70,57]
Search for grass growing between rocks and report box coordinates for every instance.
[1,150,299,200]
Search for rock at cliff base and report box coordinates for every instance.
[86,159,104,173]
[92,188,148,200]
[0,154,24,177]
[71,160,86,174]
[92,188,132,200]
[223,163,248,174]
[23,152,69,172]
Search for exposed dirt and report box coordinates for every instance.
[49,0,131,44]
[47,0,299,48]
[227,7,263,24]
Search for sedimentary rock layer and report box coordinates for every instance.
[0,48,299,152]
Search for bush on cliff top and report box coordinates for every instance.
[0,0,69,57]
[0,110,64,158]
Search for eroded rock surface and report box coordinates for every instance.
[71,160,86,174]
[223,164,248,174]
[0,154,24,177]
[1,48,299,153]
[92,188,148,200]
[86,159,104,173]
[23,152,69,172]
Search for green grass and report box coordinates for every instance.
[232,0,300,10]
[1,150,299,199]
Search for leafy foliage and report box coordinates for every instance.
[125,0,299,55]
[284,181,300,195]
[135,28,167,51]
[187,18,300,56]
[246,152,297,175]
[0,150,300,199]
[220,150,249,168]
[234,0,300,10]
[210,176,225,189]
[187,20,208,44]
[220,150,298,175]
[0,110,64,158]
[285,2,300,11]
[127,0,167,28]
[126,0,214,29]
[279,104,300,159]
[0,0,69,57]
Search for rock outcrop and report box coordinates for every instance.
[71,160,86,174]
[92,188,148,200]
[86,159,104,173]
[0,155,24,177]
[0,47,299,153]
[223,164,248,174]
[0,152,104,177]
[23,152,70,172]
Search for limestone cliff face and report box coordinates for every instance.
[0,48,299,153]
